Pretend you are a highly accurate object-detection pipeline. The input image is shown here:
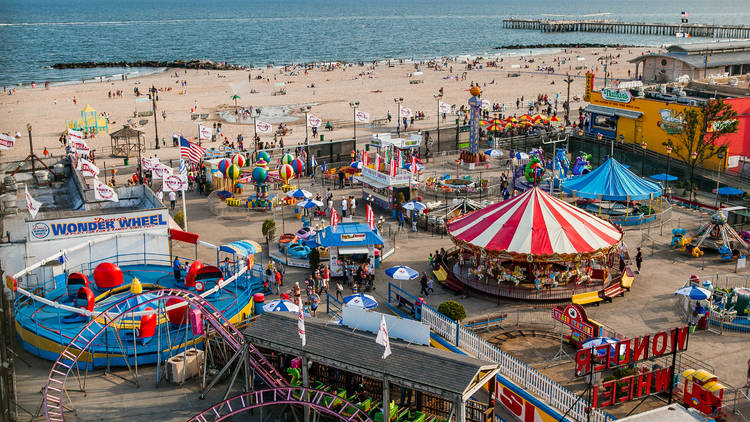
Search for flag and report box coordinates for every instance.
[400,107,412,118]
[375,315,392,359]
[180,136,206,163]
[198,125,212,141]
[307,115,322,128]
[389,153,397,177]
[76,157,99,177]
[438,101,451,114]
[366,205,375,230]
[152,162,172,179]
[375,154,381,171]
[362,151,369,167]
[396,149,402,169]
[355,110,370,123]
[310,154,317,169]
[68,129,90,155]
[162,173,188,192]
[255,120,272,134]
[178,158,188,175]
[93,178,119,202]
[331,209,339,232]
[141,156,157,170]
[24,185,41,218]
[0,133,15,150]
[297,305,306,346]
[411,155,417,174]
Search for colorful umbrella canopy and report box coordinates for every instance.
[447,187,622,259]
[675,286,712,300]
[232,154,246,167]
[351,161,363,169]
[281,153,295,165]
[251,166,267,184]
[385,265,419,280]
[401,201,427,211]
[480,119,504,132]
[257,151,271,164]
[343,293,378,309]
[291,158,305,175]
[226,164,241,180]
[484,149,503,157]
[549,115,561,122]
[582,337,619,356]
[218,159,231,175]
[405,163,424,172]
[296,199,323,209]
[286,188,312,199]
[262,299,300,313]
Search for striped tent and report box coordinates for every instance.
[447,187,623,261]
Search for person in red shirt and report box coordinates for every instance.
[274,269,282,294]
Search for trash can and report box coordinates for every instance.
[124,158,129,166]
[366,144,370,151]
[253,293,265,315]
[319,134,324,142]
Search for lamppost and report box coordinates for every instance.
[690,150,698,201]
[393,97,403,132]
[665,145,672,196]
[301,105,312,174]
[434,93,443,152]
[252,108,261,151]
[150,86,160,149]
[715,152,724,208]
[349,101,359,142]
[563,73,574,125]
[640,140,648,175]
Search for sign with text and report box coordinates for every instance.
[601,88,632,103]
[551,304,599,339]
[162,173,188,192]
[341,233,366,242]
[592,367,673,408]
[307,115,322,128]
[28,210,169,242]
[0,133,15,150]
[585,72,595,101]
[152,162,172,179]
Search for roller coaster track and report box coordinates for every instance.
[43,288,288,422]
[188,387,373,422]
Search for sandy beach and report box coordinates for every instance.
[0,46,657,162]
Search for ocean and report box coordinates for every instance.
[1,0,749,86]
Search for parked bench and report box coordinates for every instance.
[572,291,603,306]
[464,312,508,331]
[602,283,625,302]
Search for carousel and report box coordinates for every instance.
[445,187,625,301]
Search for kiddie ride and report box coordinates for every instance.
[680,369,727,420]
[672,211,750,261]
[286,360,440,422]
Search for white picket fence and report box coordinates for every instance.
[421,306,613,422]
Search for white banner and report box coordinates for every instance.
[307,115,322,128]
[27,209,168,242]
[255,120,272,134]
[162,173,188,192]
[355,110,370,123]
[438,101,452,114]
[199,125,212,141]
[152,162,172,179]
[400,107,412,118]
[76,157,99,177]
[93,178,119,202]
[68,130,90,155]
[481,99,491,110]
[141,156,157,170]
[25,185,41,219]
[0,133,15,150]
[67,128,83,141]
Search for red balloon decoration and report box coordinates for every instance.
[93,262,124,289]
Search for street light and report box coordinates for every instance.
[715,152,724,208]
[252,108,261,151]
[640,140,648,175]
[393,97,403,132]
[434,93,443,152]
[301,105,312,175]
[563,73,574,125]
[349,101,359,142]
[665,145,673,197]
[150,86,160,149]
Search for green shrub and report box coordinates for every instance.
[308,247,320,270]
[438,300,466,322]
[173,211,185,229]
[261,219,276,244]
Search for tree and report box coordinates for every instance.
[437,300,466,322]
[662,99,738,193]
[308,247,320,271]
[173,211,185,229]
[261,219,276,246]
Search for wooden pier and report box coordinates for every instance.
[502,19,750,38]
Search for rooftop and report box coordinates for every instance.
[628,51,750,69]
[667,40,750,55]
[316,222,385,247]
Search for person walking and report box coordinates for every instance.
[336,277,344,301]
[419,272,430,297]
[341,196,348,218]
[310,291,320,317]
[349,195,356,217]
[169,190,176,210]
[157,189,164,204]
[635,247,643,274]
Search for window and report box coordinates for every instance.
[592,115,617,130]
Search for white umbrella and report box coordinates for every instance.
[675,286,712,300]
[286,189,312,199]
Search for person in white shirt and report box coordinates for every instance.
[157,190,164,204]
[169,191,176,210]
[341,197,348,217]
[349,196,356,216]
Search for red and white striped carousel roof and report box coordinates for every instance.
[448,187,622,257]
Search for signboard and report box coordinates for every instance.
[551,304,599,340]
[28,210,169,242]
[355,110,370,123]
[307,115,322,128]
[601,88,632,103]
[341,233,366,242]
[0,133,15,150]
[496,376,563,422]
[584,72,595,101]
[141,157,157,170]
[152,162,172,179]
[162,173,188,192]
[255,120,272,134]
[591,367,673,408]
[199,125,212,141]
[438,101,451,114]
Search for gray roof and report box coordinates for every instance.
[110,125,144,139]
[629,52,750,69]
[244,312,498,397]
[668,40,750,54]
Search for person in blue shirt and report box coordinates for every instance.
[173,257,186,283]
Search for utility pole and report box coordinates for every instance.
[434,93,443,152]
[301,105,312,175]
[563,74,574,126]
[150,86,160,150]
[349,101,359,142]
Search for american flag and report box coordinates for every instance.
[366,204,375,230]
[178,158,188,175]
[331,209,340,231]
[179,136,206,163]
[681,10,689,18]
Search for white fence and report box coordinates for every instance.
[421,306,613,422]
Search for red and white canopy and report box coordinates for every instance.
[448,187,622,258]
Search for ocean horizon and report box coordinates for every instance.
[1,0,749,86]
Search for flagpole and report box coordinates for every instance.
[182,189,188,231]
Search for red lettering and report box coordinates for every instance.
[616,339,631,366]
[600,380,616,407]
[594,345,609,371]
[500,387,523,416]
[636,371,652,397]
[652,331,668,357]
[670,326,690,352]
[591,384,598,408]
[652,367,672,392]
[633,335,649,362]
[575,349,591,375]
[524,400,536,422]
[617,376,634,402]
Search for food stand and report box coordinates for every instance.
[316,222,384,277]
[354,166,413,211]
[368,133,423,152]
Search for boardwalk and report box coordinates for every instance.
[503,19,750,38]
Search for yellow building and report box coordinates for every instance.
[583,75,726,168]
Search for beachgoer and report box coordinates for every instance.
[635,247,643,274]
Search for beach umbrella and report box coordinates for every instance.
[715,187,744,196]
[650,173,678,182]
[232,153,246,167]
[279,163,295,184]
[675,286,712,300]
[514,152,530,160]
[226,164,241,180]
[286,188,312,199]
[582,337,620,356]
[343,293,378,309]
[218,159,231,176]
[405,163,423,172]
[262,299,300,313]
[385,265,419,280]
[531,114,544,121]
[480,118,504,132]
[291,157,305,175]
[520,114,532,120]
[251,166,267,184]
[484,149,503,157]
[507,117,519,123]
[297,199,323,209]
[549,115,561,122]
[281,153,295,165]
[351,161,363,170]
[257,151,270,164]
[401,201,427,212]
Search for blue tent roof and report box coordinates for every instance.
[561,158,662,201]
[316,222,384,248]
